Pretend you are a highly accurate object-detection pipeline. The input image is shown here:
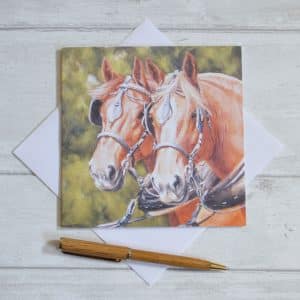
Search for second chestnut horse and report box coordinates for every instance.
[143,53,245,226]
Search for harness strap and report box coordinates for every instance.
[95,76,152,178]
[120,82,151,97]
[153,142,190,159]
[97,132,131,152]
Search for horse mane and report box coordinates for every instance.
[89,76,124,100]
[195,72,244,177]
[198,73,242,99]
[190,72,243,119]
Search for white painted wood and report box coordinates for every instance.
[0,175,299,270]
[1,1,300,31]
[0,175,123,269]
[1,0,300,297]
[1,269,300,300]
[0,30,299,175]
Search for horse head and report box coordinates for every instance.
[89,57,154,191]
[140,52,210,207]
[141,52,244,212]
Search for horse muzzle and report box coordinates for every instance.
[138,175,189,213]
[89,163,125,192]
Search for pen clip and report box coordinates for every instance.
[109,257,122,262]
[91,256,123,262]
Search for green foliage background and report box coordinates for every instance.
[61,46,242,227]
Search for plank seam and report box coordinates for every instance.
[0,172,32,175]
[1,25,300,33]
[0,266,300,273]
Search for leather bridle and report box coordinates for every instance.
[150,71,208,196]
[96,72,245,228]
[97,71,213,228]
[95,75,152,177]
[141,71,245,226]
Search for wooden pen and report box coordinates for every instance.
[59,237,227,270]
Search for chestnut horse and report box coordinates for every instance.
[89,57,155,191]
[143,53,245,226]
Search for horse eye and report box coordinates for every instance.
[191,111,197,119]
[138,111,144,120]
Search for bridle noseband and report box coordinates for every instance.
[149,71,208,194]
[145,71,245,224]
[94,75,152,176]
[95,71,245,228]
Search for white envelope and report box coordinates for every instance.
[14,19,283,285]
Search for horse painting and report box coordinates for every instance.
[88,57,155,191]
[141,52,245,226]
[61,46,245,227]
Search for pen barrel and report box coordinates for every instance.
[59,238,225,270]
[131,249,211,270]
[60,237,129,261]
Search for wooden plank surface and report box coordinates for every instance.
[1,1,300,299]
[1,0,300,31]
[1,269,300,300]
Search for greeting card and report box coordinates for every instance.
[61,46,245,227]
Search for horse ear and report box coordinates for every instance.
[145,58,165,86]
[101,57,118,82]
[132,57,149,89]
[182,52,198,86]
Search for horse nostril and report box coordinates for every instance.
[107,165,116,180]
[89,165,98,179]
[172,175,182,191]
[150,176,162,193]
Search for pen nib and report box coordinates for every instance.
[209,263,227,270]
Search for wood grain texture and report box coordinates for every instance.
[59,237,225,270]
[1,0,300,298]
[1,0,300,31]
[1,269,300,300]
